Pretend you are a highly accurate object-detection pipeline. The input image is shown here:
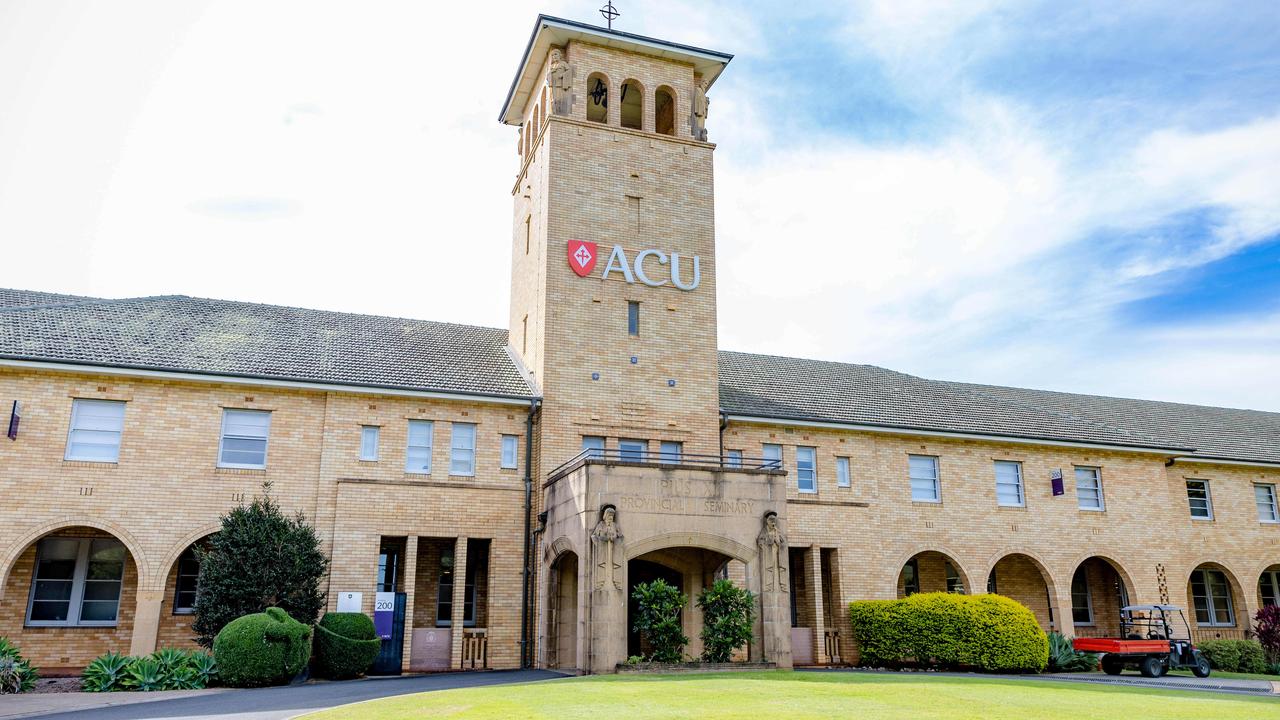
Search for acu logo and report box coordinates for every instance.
[566,239,701,291]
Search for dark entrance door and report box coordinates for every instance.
[370,592,407,675]
[627,559,683,658]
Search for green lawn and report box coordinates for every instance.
[302,671,1280,720]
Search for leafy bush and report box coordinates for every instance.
[697,579,756,663]
[849,592,1048,673]
[1198,639,1267,674]
[83,648,217,692]
[1046,631,1097,672]
[82,651,133,692]
[631,579,688,662]
[192,483,329,646]
[213,607,313,687]
[123,658,164,692]
[313,612,381,680]
[0,638,38,693]
[1255,604,1280,664]
[189,650,218,687]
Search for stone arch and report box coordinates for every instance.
[624,532,756,565]
[1,517,150,599]
[984,550,1059,631]
[1253,559,1280,609]
[153,523,222,593]
[585,72,608,123]
[544,535,577,564]
[619,78,644,130]
[654,85,676,136]
[890,546,973,597]
[1182,559,1250,635]
[1064,553,1137,637]
[546,547,580,670]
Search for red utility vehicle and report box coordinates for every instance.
[1072,605,1210,678]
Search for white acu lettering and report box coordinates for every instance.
[601,245,635,283]
[670,253,701,291]
[633,249,669,287]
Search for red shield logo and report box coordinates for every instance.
[567,239,598,277]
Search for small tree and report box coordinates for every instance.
[697,579,755,662]
[1255,605,1280,664]
[631,579,688,662]
[192,483,328,647]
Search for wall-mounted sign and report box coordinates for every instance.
[567,239,701,291]
[7,401,18,441]
[373,591,395,640]
[336,591,362,613]
[1050,468,1065,497]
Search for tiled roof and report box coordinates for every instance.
[0,292,535,399]
[0,288,98,309]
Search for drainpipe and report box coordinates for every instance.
[519,398,541,668]
[718,411,727,462]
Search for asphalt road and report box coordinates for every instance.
[25,669,566,720]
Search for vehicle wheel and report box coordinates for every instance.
[1139,656,1166,678]
[1101,656,1124,676]
[1191,653,1211,678]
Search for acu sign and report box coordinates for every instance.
[567,240,701,291]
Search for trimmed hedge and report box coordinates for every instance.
[213,607,312,688]
[1198,639,1267,674]
[849,593,1048,673]
[313,612,381,680]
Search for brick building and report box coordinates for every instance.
[1,15,1277,674]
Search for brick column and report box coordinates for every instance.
[128,590,164,656]
[400,536,419,671]
[806,546,827,664]
[449,536,469,668]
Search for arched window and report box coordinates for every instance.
[539,87,548,126]
[586,72,608,123]
[655,86,675,136]
[620,78,643,130]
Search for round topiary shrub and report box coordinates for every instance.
[849,592,1048,673]
[313,612,381,680]
[213,607,312,688]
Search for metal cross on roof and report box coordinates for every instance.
[599,2,620,29]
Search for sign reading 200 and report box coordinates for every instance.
[567,240,700,291]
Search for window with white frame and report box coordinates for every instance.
[1190,567,1235,626]
[450,423,476,476]
[406,420,434,474]
[836,457,851,488]
[908,455,940,502]
[27,538,125,626]
[1075,466,1104,510]
[1185,479,1213,520]
[65,399,126,462]
[725,449,743,468]
[796,447,817,493]
[1070,567,1093,625]
[1257,483,1279,523]
[1261,570,1280,607]
[501,435,519,469]
[619,438,647,462]
[218,409,271,469]
[659,441,682,464]
[762,443,782,470]
[582,435,605,458]
[360,426,380,461]
[994,461,1024,507]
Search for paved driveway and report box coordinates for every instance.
[13,669,566,720]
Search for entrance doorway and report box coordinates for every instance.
[626,547,735,661]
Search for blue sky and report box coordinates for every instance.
[1,1,1278,409]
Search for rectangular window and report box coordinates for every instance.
[796,447,817,493]
[994,461,1024,507]
[65,399,126,462]
[1071,571,1093,625]
[218,409,271,469]
[659,441,682,464]
[1075,466,1104,511]
[619,438,647,463]
[450,423,476,476]
[1257,483,1279,523]
[436,547,454,627]
[1261,571,1280,607]
[360,426,380,461]
[582,435,605,459]
[406,420,434,474]
[836,457,851,488]
[173,549,200,614]
[901,559,919,596]
[524,215,531,255]
[378,541,402,593]
[628,301,640,336]
[726,449,743,468]
[762,443,782,470]
[908,455,940,502]
[1186,479,1213,520]
[27,538,125,627]
[1191,568,1235,626]
[501,435,519,469]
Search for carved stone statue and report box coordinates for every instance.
[691,79,710,141]
[591,505,623,590]
[546,48,574,116]
[757,511,788,592]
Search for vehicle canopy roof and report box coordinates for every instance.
[1122,604,1184,612]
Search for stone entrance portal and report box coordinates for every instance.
[537,454,792,673]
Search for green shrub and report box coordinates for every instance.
[0,637,38,694]
[697,579,756,663]
[123,658,164,692]
[631,579,688,663]
[189,650,218,687]
[849,593,1048,673]
[313,612,381,680]
[1047,631,1098,672]
[1198,639,1266,674]
[1255,605,1280,664]
[213,607,312,688]
[82,651,133,692]
[84,648,215,692]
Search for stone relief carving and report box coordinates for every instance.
[591,504,624,590]
[757,511,788,592]
[547,48,574,116]
[691,78,710,141]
